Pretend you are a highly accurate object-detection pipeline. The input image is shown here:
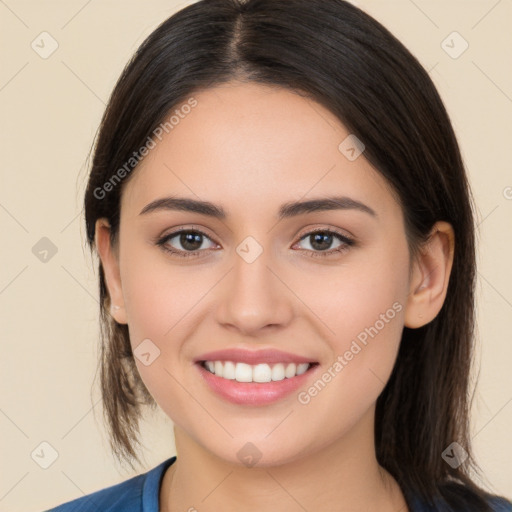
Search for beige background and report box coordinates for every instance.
[1,1,511,510]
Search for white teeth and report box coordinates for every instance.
[271,363,285,381]
[235,362,253,382]
[285,363,296,378]
[202,360,313,382]
[296,363,309,375]
[223,361,236,380]
[253,363,272,383]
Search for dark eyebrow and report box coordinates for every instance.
[278,196,376,219]
[139,195,377,219]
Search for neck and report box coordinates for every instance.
[160,406,408,512]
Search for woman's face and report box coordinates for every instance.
[106,81,414,466]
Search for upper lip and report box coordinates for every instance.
[194,348,317,365]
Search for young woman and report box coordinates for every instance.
[45,0,512,510]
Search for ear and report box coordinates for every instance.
[95,218,127,325]
[404,221,455,328]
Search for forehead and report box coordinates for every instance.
[121,82,398,219]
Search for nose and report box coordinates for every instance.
[215,246,295,336]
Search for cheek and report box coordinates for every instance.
[307,240,409,409]
[328,263,407,358]
[118,238,206,345]
[118,251,203,418]
[316,229,409,341]
[117,244,215,406]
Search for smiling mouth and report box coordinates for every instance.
[199,360,319,383]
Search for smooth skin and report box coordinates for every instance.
[95,81,454,512]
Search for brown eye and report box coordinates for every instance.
[294,229,355,258]
[157,229,217,258]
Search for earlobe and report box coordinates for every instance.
[94,218,128,325]
[404,221,455,329]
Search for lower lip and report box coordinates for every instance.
[195,362,319,406]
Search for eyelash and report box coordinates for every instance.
[155,226,355,260]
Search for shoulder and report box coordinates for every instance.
[43,471,148,512]
[42,456,176,512]
[43,473,144,512]
[486,495,512,512]
[409,486,512,512]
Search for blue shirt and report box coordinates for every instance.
[44,456,512,511]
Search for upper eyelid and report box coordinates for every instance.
[159,226,355,248]
[296,226,354,241]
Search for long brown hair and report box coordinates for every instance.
[84,0,495,508]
